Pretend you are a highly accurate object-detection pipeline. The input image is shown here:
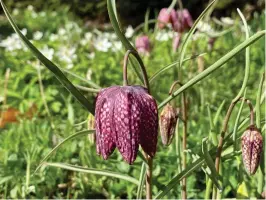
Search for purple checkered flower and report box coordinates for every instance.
[95,85,158,164]
[241,126,263,175]
[158,8,173,29]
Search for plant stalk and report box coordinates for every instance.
[145,155,153,199]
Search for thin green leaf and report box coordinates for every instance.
[75,85,101,93]
[136,163,146,199]
[214,100,226,125]
[202,138,222,191]
[144,8,150,33]
[34,130,95,173]
[256,73,265,129]
[0,0,94,114]
[232,8,250,102]
[149,53,206,84]
[59,67,101,89]
[158,30,266,109]
[43,162,139,185]
[207,104,218,146]
[179,0,217,69]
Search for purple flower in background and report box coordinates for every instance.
[95,85,158,164]
[135,35,151,55]
[172,33,181,52]
[171,9,193,33]
[158,8,172,29]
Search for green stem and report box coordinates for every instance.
[256,73,265,196]
[205,179,213,199]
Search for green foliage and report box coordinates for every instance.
[0,3,264,199]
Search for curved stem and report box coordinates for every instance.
[123,50,132,86]
[169,80,183,95]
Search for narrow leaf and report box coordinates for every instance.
[35,130,95,173]
[214,100,226,125]
[44,162,139,185]
[136,162,146,199]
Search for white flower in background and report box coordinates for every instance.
[112,41,122,52]
[221,17,234,26]
[31,12,37,19]
[86,69,92,80]
[27,5,34,11]
[80,32,93,46]
[40,45,54,60]
[155,30,170,41]
[192,32,205,41]
[30,60,44,71]
[58,28,67,36]
[50,33,59,41]
[197,21,215,34]
[0,96,4,103]
[93,36,112,52]
[56,46,77,69]
[33,31,43,40]
[12,8,19,15]
[87,52,95,60]
[125,25,134,38]
[0,29,27,51]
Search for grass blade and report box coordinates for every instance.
[43,162,139,185]
[202,138,222,191]
[214,100,226,125]
[136,162,146,199]
[34,130,95,173]
[0,0,95,114]
[158,30,265,109]
[59,67,101,89]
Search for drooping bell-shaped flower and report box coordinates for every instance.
[95,85,158,164]
[158,8,173,29]
[159,104,179,146]
[135,35,151,55]
[241,126,263,175]
[171,9,193,33]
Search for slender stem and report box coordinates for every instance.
[181,92,187,199]
[37,63,55,129]
[123,50,150,91]
[75,85,101,93]
[169,80,183,95]
[205,179,213,199]
[145,154,153,199]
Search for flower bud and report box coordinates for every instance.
[135,35,151,55]
[159,104,179,146]
[241,126,263,175]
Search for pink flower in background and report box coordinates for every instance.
[172,33,181,52]
[135,35,151,55]
[158,8,171,29]
[170,9,193,33]
[95,86,158,164]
